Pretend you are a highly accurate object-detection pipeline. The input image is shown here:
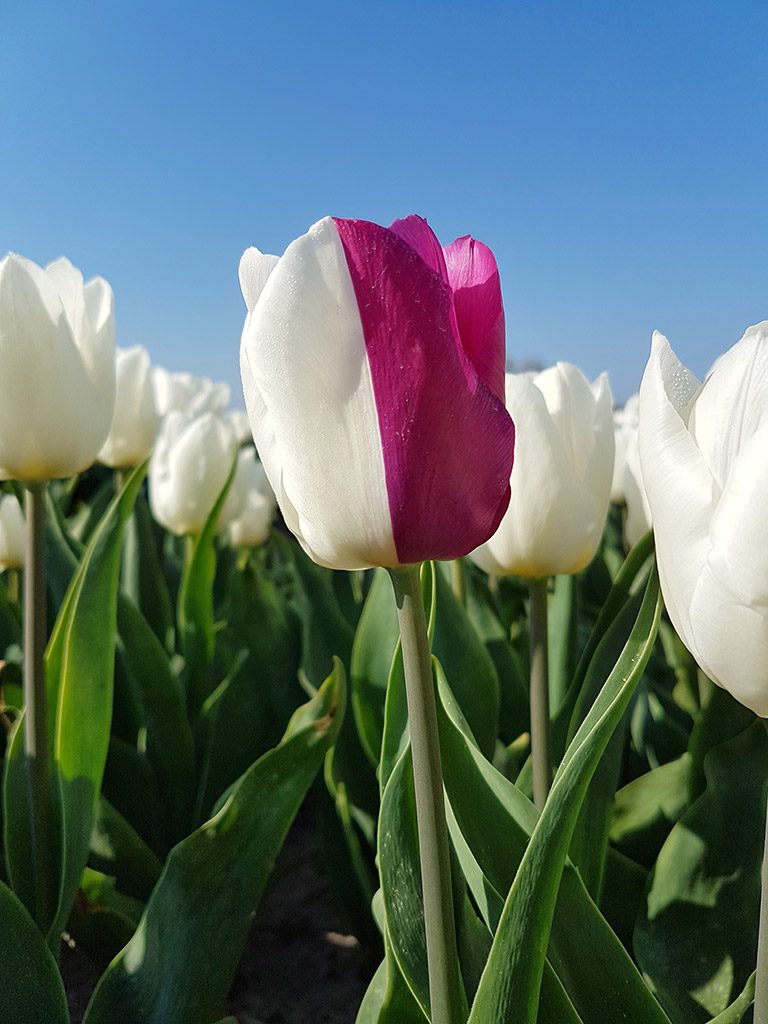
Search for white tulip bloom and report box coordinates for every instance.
[148,412,238,536]
[472,363,614,578]
[223,448,276,548]
[98,346,160,468]
[152,366,230,419]
[611,393,640,503]
[227,409,253,447]
[0,254,116,481]
[639,323,768,716]
[0,495,25,570]
[621,429,652,549]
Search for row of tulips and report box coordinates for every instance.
[0,216,766,1024]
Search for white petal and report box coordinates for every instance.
[238,247,280,311]
[239,217,395,570]
[638,332,715,659]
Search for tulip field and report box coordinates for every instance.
[0,221,766,1024]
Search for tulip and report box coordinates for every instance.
[471,363,614,579]
[227,409,253,447]
[152,366,230,419]
[223,448,276,548]
[0,494,24,571]
[638,323,768,717]
[611,393,640,503]
[148,412,238,537]
[98,346,160,468]
[0,254,115,481]
[621,428,652,549]
[239,215,515,571]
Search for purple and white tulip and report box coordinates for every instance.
[239,215,515,570]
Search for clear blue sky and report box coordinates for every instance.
[2,1,766,404]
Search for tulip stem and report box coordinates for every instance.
[6,568,19,604]
[450,558,467,607]
[529,577,552,811]
[24,481,54,930]
[755,737,768,1024]
[389,564,463,1024]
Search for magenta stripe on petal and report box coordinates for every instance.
[443,236,506,404]
[333,217,515,565]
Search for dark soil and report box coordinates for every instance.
[62,811,374,1023]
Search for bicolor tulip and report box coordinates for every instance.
[472,363,614,578]
[152,366,230,419]
[99,345,160,468]
[0,494,24,571]
[239,215,515,570]
[639,324,768,716]
[0,254,115,481]
[224,448,276,548]
[148,411,238,536]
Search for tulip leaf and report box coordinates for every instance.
[635,721,768,1023]
[467,564,664,1024]
[120,487,174,651]
[177,452,237,713]
[0,880,69,1024]
[610,752,691,868]
[707,974,755,1024]
[435,660,671,1024]
[82,663,344,1024]
[355,939,427,1024]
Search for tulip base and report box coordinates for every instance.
[388,564,463,1024]
[755,734,768,1024]
[24,481,54,930]
[529,577,552,811]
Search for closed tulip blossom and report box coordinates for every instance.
[639,324,768,716]
[224,448,276,548]
[0,254,115,481]
[472,363,614,579]
[0,494,25,571]
[152,366,230,419]
[98,345,160,468]
[621,428,652,549]
[149,411,238,536]
[239,215,515,570]
[611,393,640,504]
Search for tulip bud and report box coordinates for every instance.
[239,215,515,570]
[223,448,276,548]
[611,394,640,504]
[621,428,652,549]
[148,412,237,536]
[471,364,614,578]
[0,494,24,571]
[0,254,116,481]
[98,346,160,468]
[639,323,768,716]
[152,366,230,419]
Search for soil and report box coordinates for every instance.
[62,810,375,1023]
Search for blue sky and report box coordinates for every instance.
[2,1,766,404]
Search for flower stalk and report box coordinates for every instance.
[389,564,463,1024]
[23,481,54,929]
[529,577,552,811]
[755,724,768,1024]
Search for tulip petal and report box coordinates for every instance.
[443,235,506,403]
[638,332,715,657]
[240,217,397,570]
[239,247,281,311]
[389,215,449,281]
[334,217,515,564]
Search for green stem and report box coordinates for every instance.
[389,564,463,1024]
[755,726,768,1024]
[6,567,19,604]
[529,577,552,811]
[24,481,54,930]
[450,558,467,608]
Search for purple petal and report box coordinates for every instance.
[389,215,449,282]
[443,235,506,404]
[333,217,515,564]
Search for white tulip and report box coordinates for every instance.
[152,366,230,419]
[0,494,25,570]
[148,412,238,536]
[639,323,768,716]
[227,409,253,447]
[0,254,115,481]
[98,346,160,468]
[621,429,652,548]
[611,393,640,503]
[472,363,614,578]
[223,448,276,547]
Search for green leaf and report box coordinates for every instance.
[635,722,768,1023]
[355,939,427,1024]
[707,974,754,1024]
[120,487,174,651]
[0,880,69,1024]
[435,662,671,1024]
[90,798,162,903]
[548,573,579,715]
[467,564,663,1024]
[610,753,691,868]
[82,664,344,1024]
